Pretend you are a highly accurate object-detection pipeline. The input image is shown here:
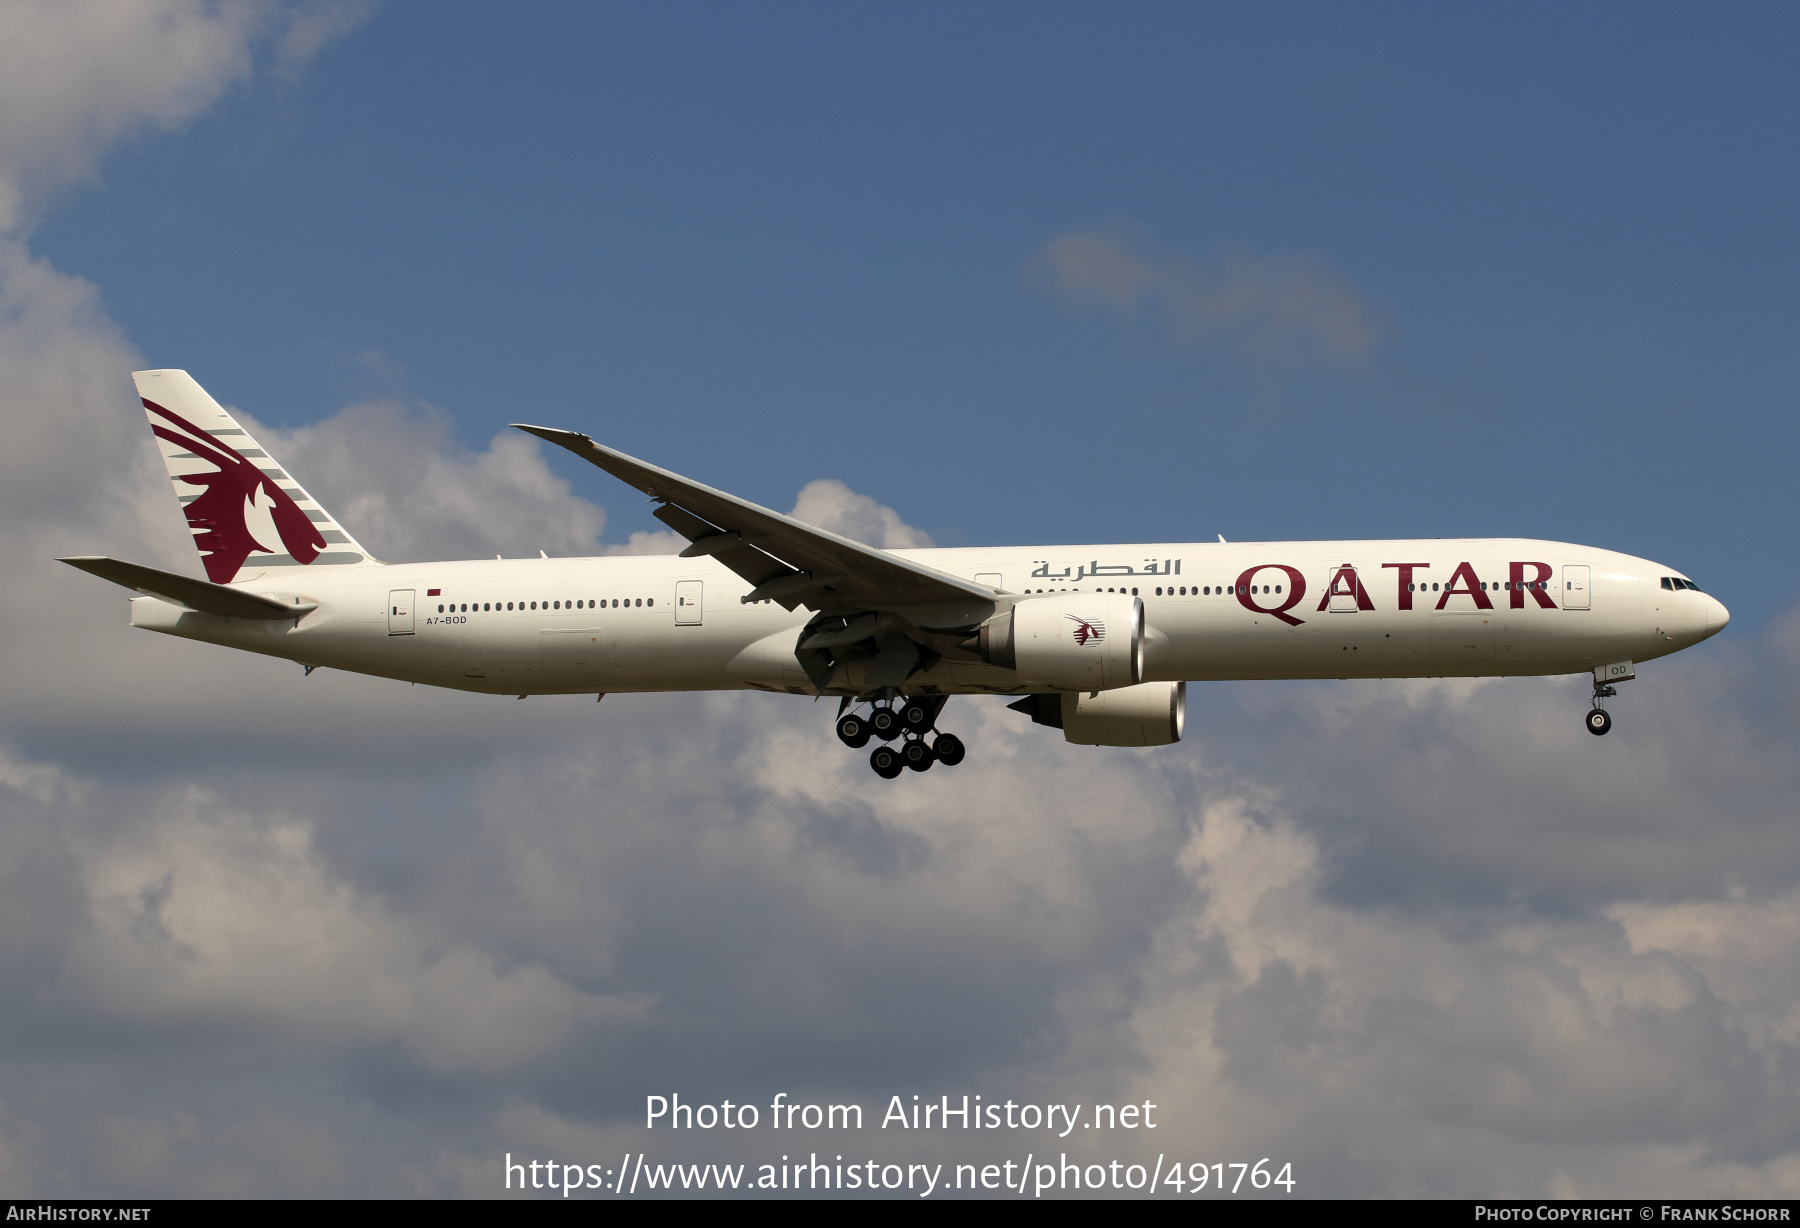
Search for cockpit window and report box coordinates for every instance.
[1662,577,1675,590]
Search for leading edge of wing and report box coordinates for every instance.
[512,424,994,612]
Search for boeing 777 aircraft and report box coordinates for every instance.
[64,371,1729,779]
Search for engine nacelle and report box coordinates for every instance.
[1062,681,1185,747]
[971,593,1143,691]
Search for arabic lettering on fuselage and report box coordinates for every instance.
[1029,559,1182,581]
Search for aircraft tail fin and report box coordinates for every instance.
[133,370,379,584]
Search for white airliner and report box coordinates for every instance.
[64,371,1729,778]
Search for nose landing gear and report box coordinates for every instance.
[840,694,963,778]
[1585,661,1632,736]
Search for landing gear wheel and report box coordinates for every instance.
[836,714,871,748]
[931,733,965,766]
[899,699,933,733]
[1586,708,1612,736]
[902,738,935,772]
[869,707,900,741]
[870,744,904,778]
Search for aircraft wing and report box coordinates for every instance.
[512,425,994,614]
[60,556,315,620]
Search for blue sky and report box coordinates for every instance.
[5,2,1800,1197]
[35,2,1799,623]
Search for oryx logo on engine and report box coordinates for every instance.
[1066,614,1105,646]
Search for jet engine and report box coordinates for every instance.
[1063,681,1184,746]
[967,593,1143,691]
[1008,681,1186,746]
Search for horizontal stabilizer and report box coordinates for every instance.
[59,557,314,620]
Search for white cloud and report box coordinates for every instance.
[3,237,1794,1191]
[602,529,685,556]
[4,5,1800,1196]
[598,478,933,555]
[1030,224,1384,365]
[0,240,157,521]
[48,784,643,1076]
[243,404,934,563]
[0,0,378,737]
[1106,798,1794,1192]
[274,0,377,79]
[5,590,1800,1194]
[248,401,611,564]
[0,1,372,234]
[789,478,934,549]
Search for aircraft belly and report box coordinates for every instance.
[541,626,606,688]
[1429,611,1496,674]
[725,626,807,691]
[540,614,752,692]
[478,620,543,684]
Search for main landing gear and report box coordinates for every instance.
[836,694,965,779]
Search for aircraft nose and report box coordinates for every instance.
[1705,594,1730,637]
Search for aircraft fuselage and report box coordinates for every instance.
[128,538,1726,697]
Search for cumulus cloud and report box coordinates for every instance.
[8,625,1800,1196]
[1107,796,1800,1195]
[1029,224,1384,365]
[602,529,685,556]
[0,0,372,234]
[248,400,611,565]
[789,478,934,549]
[4,233,1795,1192]
[0,0,377,733]
[594,478,933,557]
[274,0,377,80]
[7,1,1800,1200]
[0,241,160,526]
[52,792,643,1075]
[246,406,936,562]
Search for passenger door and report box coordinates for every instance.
[1563,565,1591,610]
[387,589,414,635]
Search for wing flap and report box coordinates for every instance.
[650,504,789,588]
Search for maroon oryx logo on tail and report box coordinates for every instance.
[144,398,327,583]
[1066,614,1105,646]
